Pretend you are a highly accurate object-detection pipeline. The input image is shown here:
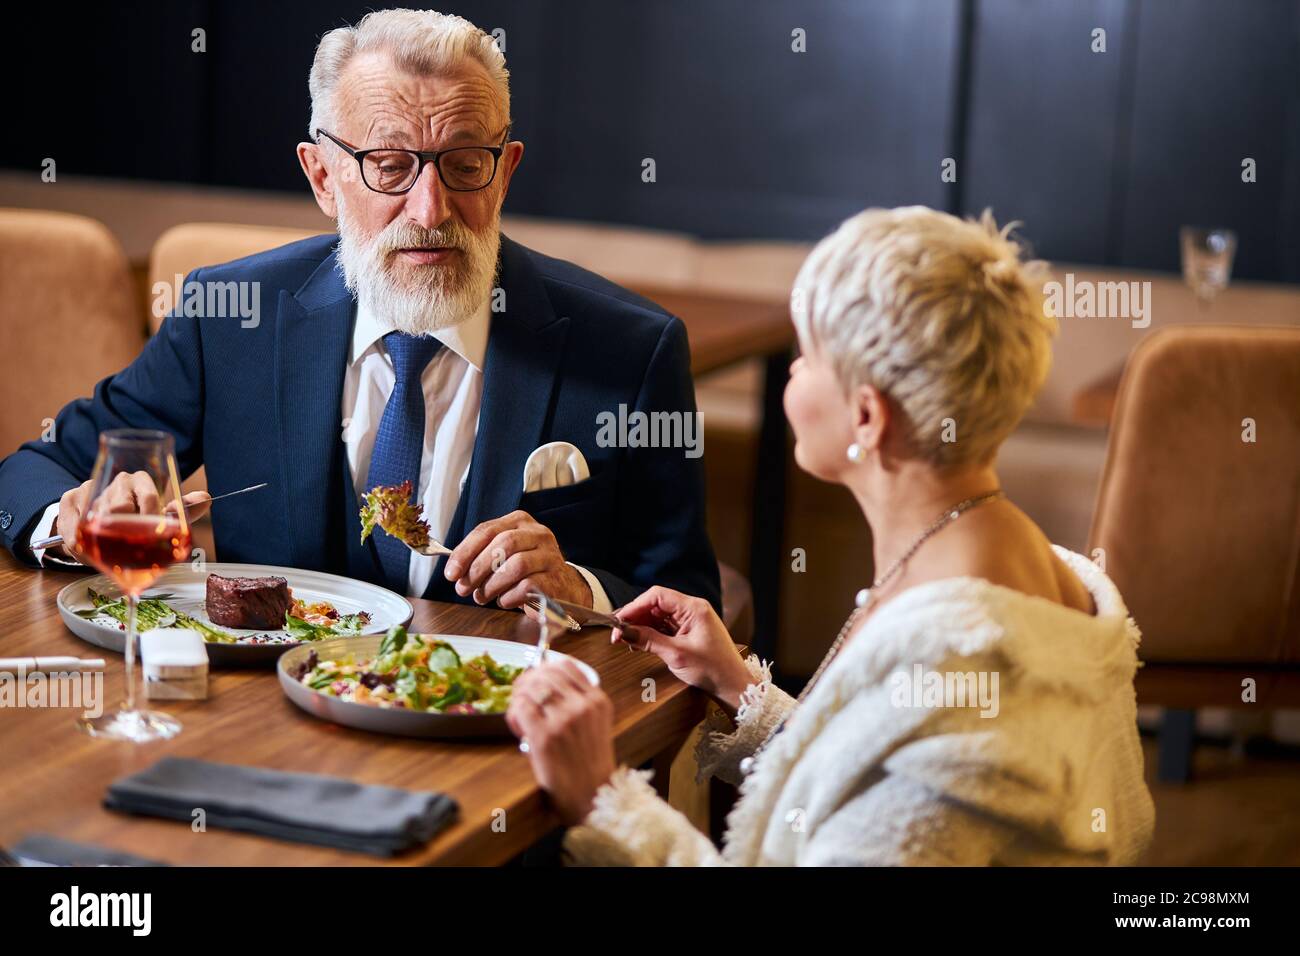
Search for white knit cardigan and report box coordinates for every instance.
[564,547,1155,866]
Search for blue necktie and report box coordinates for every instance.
[366,331,443,593]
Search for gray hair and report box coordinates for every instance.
[791,206,1057,469]
[308,9,511,139]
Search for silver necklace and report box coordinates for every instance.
[737,488,1004,777]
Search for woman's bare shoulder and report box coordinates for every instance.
[927,505,1095,615]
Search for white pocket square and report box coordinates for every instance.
[522,441,590,493]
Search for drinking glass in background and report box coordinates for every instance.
[1180,226,1237,305]
[74,429,191,742]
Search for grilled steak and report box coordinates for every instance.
[205,574,292,630]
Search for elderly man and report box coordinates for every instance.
[0,9,719,612]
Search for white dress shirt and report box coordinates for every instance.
[32,298,611,610]
[343,297,487,598]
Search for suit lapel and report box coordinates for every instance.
[273,246,372,576]
[422,237,570,599]
[339,444,387,583]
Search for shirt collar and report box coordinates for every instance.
[351,295,491,371]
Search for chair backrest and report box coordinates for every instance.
[0,208,144,453]
[147,222,328,334]
[1089,325,1300,665]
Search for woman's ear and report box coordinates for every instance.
[297,142,337,219]
[851,383,890,455]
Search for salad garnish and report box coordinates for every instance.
[77,589,371,645]
[78,589,237,643]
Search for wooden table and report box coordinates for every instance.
[0,552,706,866]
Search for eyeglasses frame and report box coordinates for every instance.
[314,126,512,194]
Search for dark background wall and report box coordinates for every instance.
[8,0,1300,281]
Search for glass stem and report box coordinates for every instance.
[124,592,138,712]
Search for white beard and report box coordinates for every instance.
[334,191,501,335]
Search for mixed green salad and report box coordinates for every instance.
[78,589,372,644]
[293,625,522,714]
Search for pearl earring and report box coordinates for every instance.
[846,443,865,463]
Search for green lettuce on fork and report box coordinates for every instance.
[359,480,431,550]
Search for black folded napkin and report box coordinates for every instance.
[104,757,457,857]
[9,834,166,867]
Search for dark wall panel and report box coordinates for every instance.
[1120,0,1300,281]
[518,0,961,240]
[13,3,210,183]
[963,0,1133,264]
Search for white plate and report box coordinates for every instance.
[278,633,599,738]
[57,563,413,667]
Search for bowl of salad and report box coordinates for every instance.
[277,625,599,738]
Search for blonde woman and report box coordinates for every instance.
[505,207,1155,866]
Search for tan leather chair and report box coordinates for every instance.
[148,222,328,334]
[0,208,145,540]
[1088,325,1300,781]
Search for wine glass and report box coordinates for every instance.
[1180,227,1237,306]
[74,429,191,742]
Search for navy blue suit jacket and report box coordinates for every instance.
[0,235,721,611]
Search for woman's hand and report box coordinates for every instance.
[612,586,754,714]
[505,658,616,826]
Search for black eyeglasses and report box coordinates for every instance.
[315,127,510,194]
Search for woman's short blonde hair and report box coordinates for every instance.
[792,206,1056,468]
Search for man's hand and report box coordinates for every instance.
[442,510,592,609]
[50,471,212,562]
